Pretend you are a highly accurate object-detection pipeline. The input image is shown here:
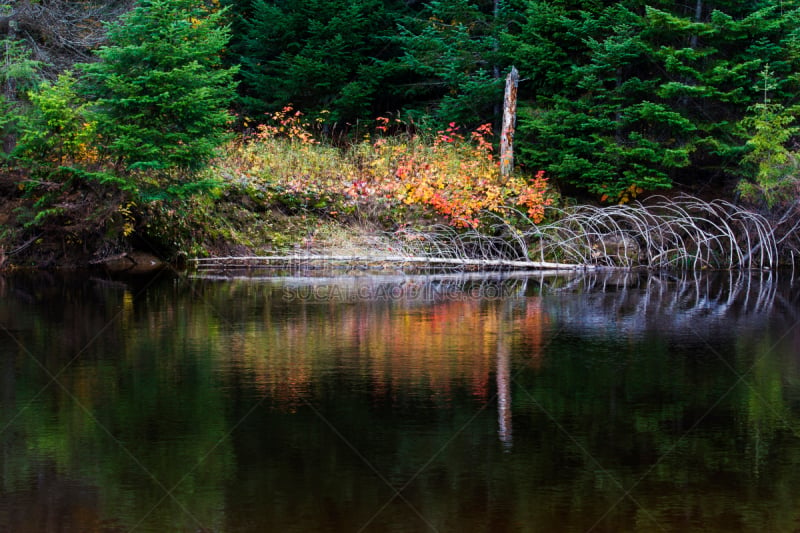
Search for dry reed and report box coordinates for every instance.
[393,195,784,270]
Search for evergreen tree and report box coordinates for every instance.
[81,0,238,175]
[392,0,510,128]
[229,0,410,123]
[0,36,46,154]
[507,0,800,200]
[737,65,800,209]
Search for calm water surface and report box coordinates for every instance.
[0,269,799,532]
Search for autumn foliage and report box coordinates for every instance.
[225,106,553,228]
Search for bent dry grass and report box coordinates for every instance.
[390,195,780,270]
[527,195,781,270]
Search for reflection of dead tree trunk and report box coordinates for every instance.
[500,66,519,182]
[497,308,512,449]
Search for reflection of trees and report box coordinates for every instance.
[509,272,800,532]
[1,271,800,532]
[0,272,234,532]
[0,272,557,531]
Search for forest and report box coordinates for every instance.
[1,0,799,268]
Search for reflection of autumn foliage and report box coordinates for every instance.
[9,279,553,413]
[214,316,318,410]
[189,292,552,407]
[520,299,549,369]
[358,302,498,401]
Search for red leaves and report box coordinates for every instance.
[234,109,553,228]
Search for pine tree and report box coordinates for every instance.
[508,0,800,200]
[392,0,508,128]
[229,0,409,123]
[81,0,238,175]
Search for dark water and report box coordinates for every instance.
[1,269,799,532]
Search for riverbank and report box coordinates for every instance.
[3,189,797,273]
[0,119,556,271]
[1,122,798,272]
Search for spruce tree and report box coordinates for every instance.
[508,0,800,200]
[392,0,509,128]
[81,0,238,175]
[229,0,409,123]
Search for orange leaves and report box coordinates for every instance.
[375,116,390,133]
[227,108,554,227]
[515,170,551,223]
[384,124,551,227]
[254,104,318,145]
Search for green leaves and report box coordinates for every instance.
[231,0,407,122]
[737,67,800,208]
[391,0,506,128]
[508,0,800,200]
[80,0,239,174]
[16,72,95,167]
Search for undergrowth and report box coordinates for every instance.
[216,106,555,229]
[1,105,557,267]
[4,103,797,270]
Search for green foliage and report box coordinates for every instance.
[16,72,97,168]
[737,67,800,209]
[229,0,409,123]
[0,36,46,155]
[0,37,46,97]
[222,0,800,202]
[11,73,131,242]
[392,0,506,128]
[81,0,239,174]
[507,0,800,200]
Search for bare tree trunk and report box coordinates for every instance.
[500,66,519,182]
[689,0,702,49]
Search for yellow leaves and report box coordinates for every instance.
[601,183,645,205]
[119,202,136,237]
[219,109,554,228]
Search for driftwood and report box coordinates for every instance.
[190,254,589,271]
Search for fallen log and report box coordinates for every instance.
[189,254,590,271]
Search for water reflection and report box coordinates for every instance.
[0,270,798,532]
[549,269,793,337]
[496,314,512,449]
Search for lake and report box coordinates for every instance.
[0,268,798,532]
